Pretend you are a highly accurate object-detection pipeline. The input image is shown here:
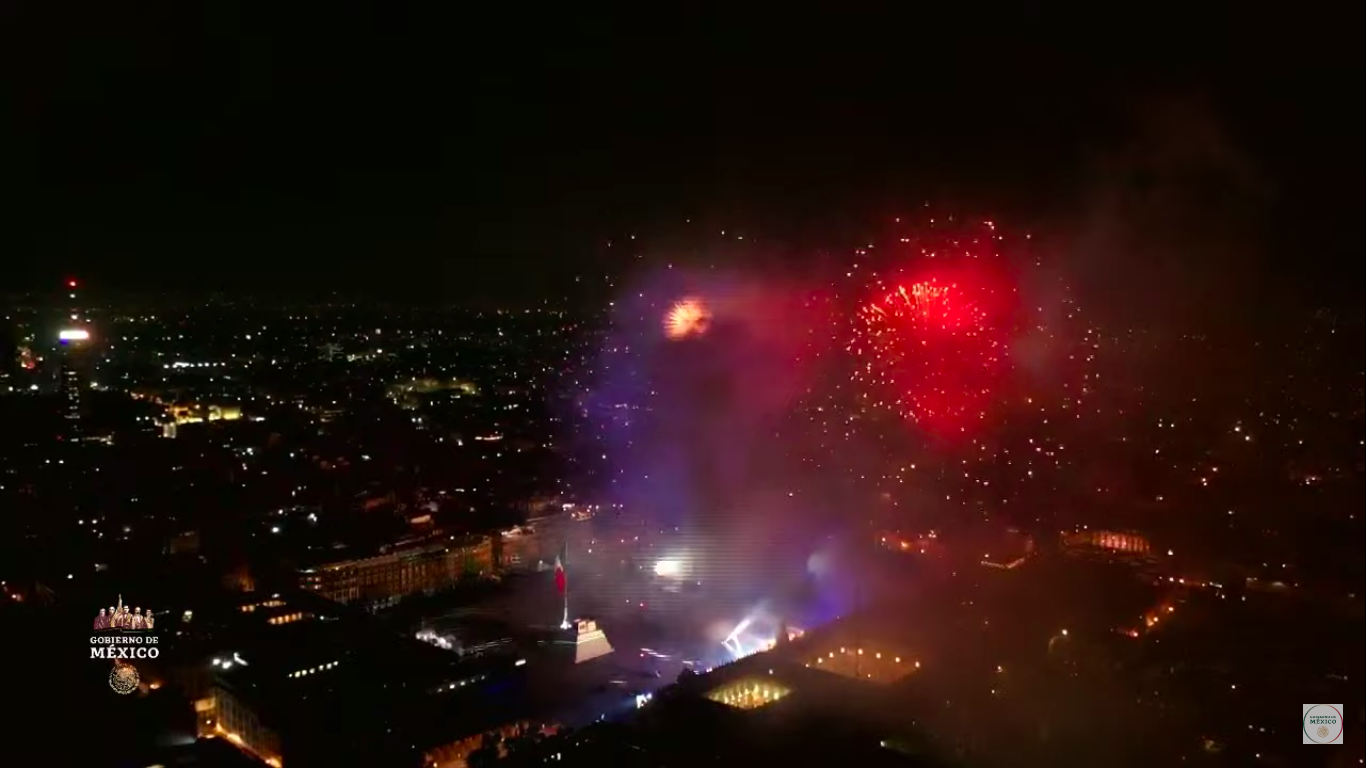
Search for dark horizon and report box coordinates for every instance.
[6,7,1363,316]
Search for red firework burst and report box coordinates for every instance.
[850,273,1008,432]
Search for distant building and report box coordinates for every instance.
[1060,529,1155,563]
[705,676,793,710]
[54,278,94,438]
[779,617,923,686]
[300,534,494,609]
[612,648,936,766]
[800,643,920,685]
[192,595,543,767]
[56,333,92,434]
[128,389,245,427]
[59,357,83,424]
[166,402,243,424]
[200,683,283,767]
[498,513,576,572]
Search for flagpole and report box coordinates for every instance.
[559,539,571,630]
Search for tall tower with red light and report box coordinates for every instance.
[57,277,92,436]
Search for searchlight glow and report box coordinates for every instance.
[654,559,683,578]
[59,329,90,341]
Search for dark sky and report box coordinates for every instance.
[5,6,1362,309]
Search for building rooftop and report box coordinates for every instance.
[208,602,540,759]
[291,531,491,577]
[773,614,926,688]
[632,651,941,766]
[143,737,272,768]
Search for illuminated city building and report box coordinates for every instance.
[192,602,538,768]
[1060,529,1154,562]
[56,278,93,437]
[639,645,932,765]
[299,534,493,609]
[131,390,245,425]
[166,402,244,424]
[60,358,83,425]
[422,721,557,768]
[387,377,479,410]
[805,645,920,685]
[705,677,793,710]
[240,596,315,626]
[197,686,284,767]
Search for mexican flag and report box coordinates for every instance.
[553,541,567,595]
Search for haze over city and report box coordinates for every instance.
[3,6,1362,767]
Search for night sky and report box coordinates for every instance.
[6,6,1362,312]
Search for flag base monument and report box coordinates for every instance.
[557,618,614,665]
[551,541,612,663]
